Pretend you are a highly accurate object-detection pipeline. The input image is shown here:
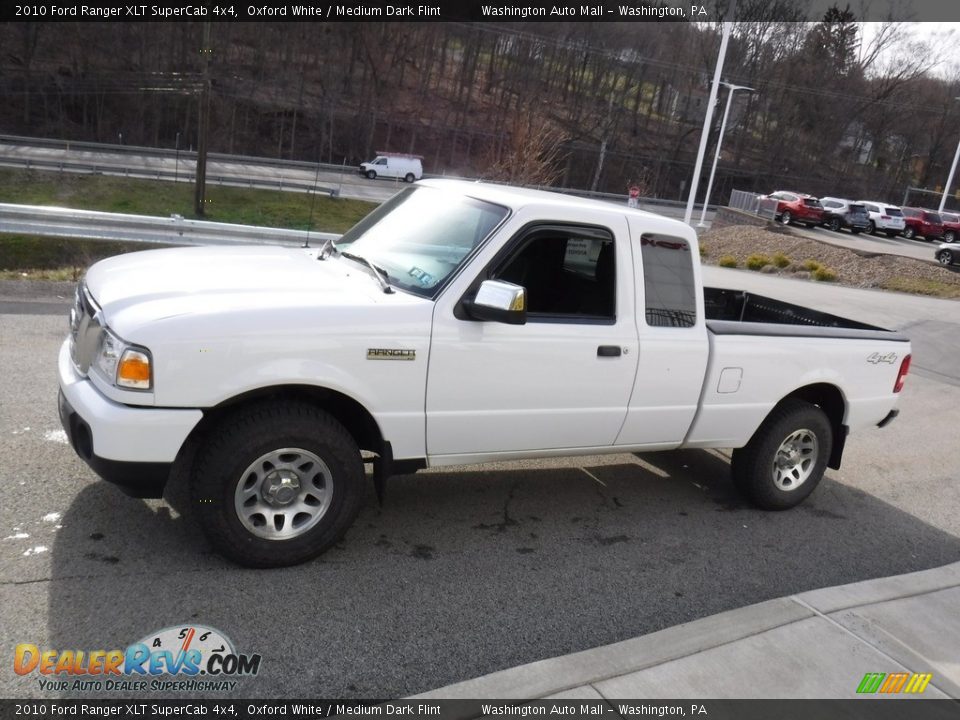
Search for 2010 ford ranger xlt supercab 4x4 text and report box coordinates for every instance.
[58,180,911,567]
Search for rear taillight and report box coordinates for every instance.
[894,354,911,393]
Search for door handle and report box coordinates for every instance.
[597,345,622,357]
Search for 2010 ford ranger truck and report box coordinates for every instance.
[58,180,911,567]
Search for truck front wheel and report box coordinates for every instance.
[192,403,364,568]
[730,399,832,510]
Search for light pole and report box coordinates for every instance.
[175,131,180,183]
[939,96,960,213]
[683,2,737,225]
[698,82,754,227]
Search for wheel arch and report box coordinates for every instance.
[169,384,385,495]
[780,382,847,469]
[202,384,383,451]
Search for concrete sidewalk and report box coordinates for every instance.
[417,561,960,700]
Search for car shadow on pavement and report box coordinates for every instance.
[40,450,960,699]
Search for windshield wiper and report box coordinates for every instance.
[340,251,394,294]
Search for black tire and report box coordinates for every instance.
[730,398,832,511]
[938,250,954,266]
[192,402,364,568]
[780,210,792,226]
[946,231,956,243]
[404,172,415,183]
[365,170,377,180]
[829,217,842,232]
[867,220,876,235]
[903,226,915,240]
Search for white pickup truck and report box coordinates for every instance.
[58,180,911,567]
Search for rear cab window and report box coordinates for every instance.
[640,234,697,328]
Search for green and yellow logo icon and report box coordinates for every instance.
[857,672,932,694]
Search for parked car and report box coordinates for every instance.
[359,152,423,182]
[819,197,871,234]
[856,201,906,237]
[763,191,824,227]
[58,180,911,567]
[938,211,959,243]
[900,207,945,241]
[935,243,958,266]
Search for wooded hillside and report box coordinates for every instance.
[1,17,958,206]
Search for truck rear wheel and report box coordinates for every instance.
[730,399,832,510]
[192,402,364,568]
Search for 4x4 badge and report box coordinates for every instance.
[867,352,897,364]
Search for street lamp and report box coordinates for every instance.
[939,96,960,213]
[683,0,737,226]
[698,82,755,227]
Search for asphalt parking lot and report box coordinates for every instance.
[785,221,947,263]
[1,269,959,700]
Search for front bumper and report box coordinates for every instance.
[57,339,202,498]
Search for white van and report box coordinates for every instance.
[359,153,423,183]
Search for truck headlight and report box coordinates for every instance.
[94,329,152,390]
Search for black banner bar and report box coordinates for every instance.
[1,700,959,720]
[3,0,960,23]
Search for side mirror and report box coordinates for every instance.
[464,280,527,325]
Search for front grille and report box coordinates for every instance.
[69,281,102,375]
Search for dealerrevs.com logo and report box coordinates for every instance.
[14,625,262,693]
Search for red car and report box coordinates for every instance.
[764,191,825,227]
[901,207,945,241]
[940,211,959,243]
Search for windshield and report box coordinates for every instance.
[335,186,508,297]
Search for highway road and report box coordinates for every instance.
[0,136,710,223]
[0,139,402,204]
[3,138,944,264]
[1,268,958,700]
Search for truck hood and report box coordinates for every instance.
[84,245,400,334]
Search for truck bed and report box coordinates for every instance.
[703,287,910,342]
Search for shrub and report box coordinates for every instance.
[812,266,837,282]
[772,252,791,268]
[746,253,772,271]
[803,259,822,272]
[699,243,708,257]
[718,255,738,268]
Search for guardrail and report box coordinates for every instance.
[0,203,337,248]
